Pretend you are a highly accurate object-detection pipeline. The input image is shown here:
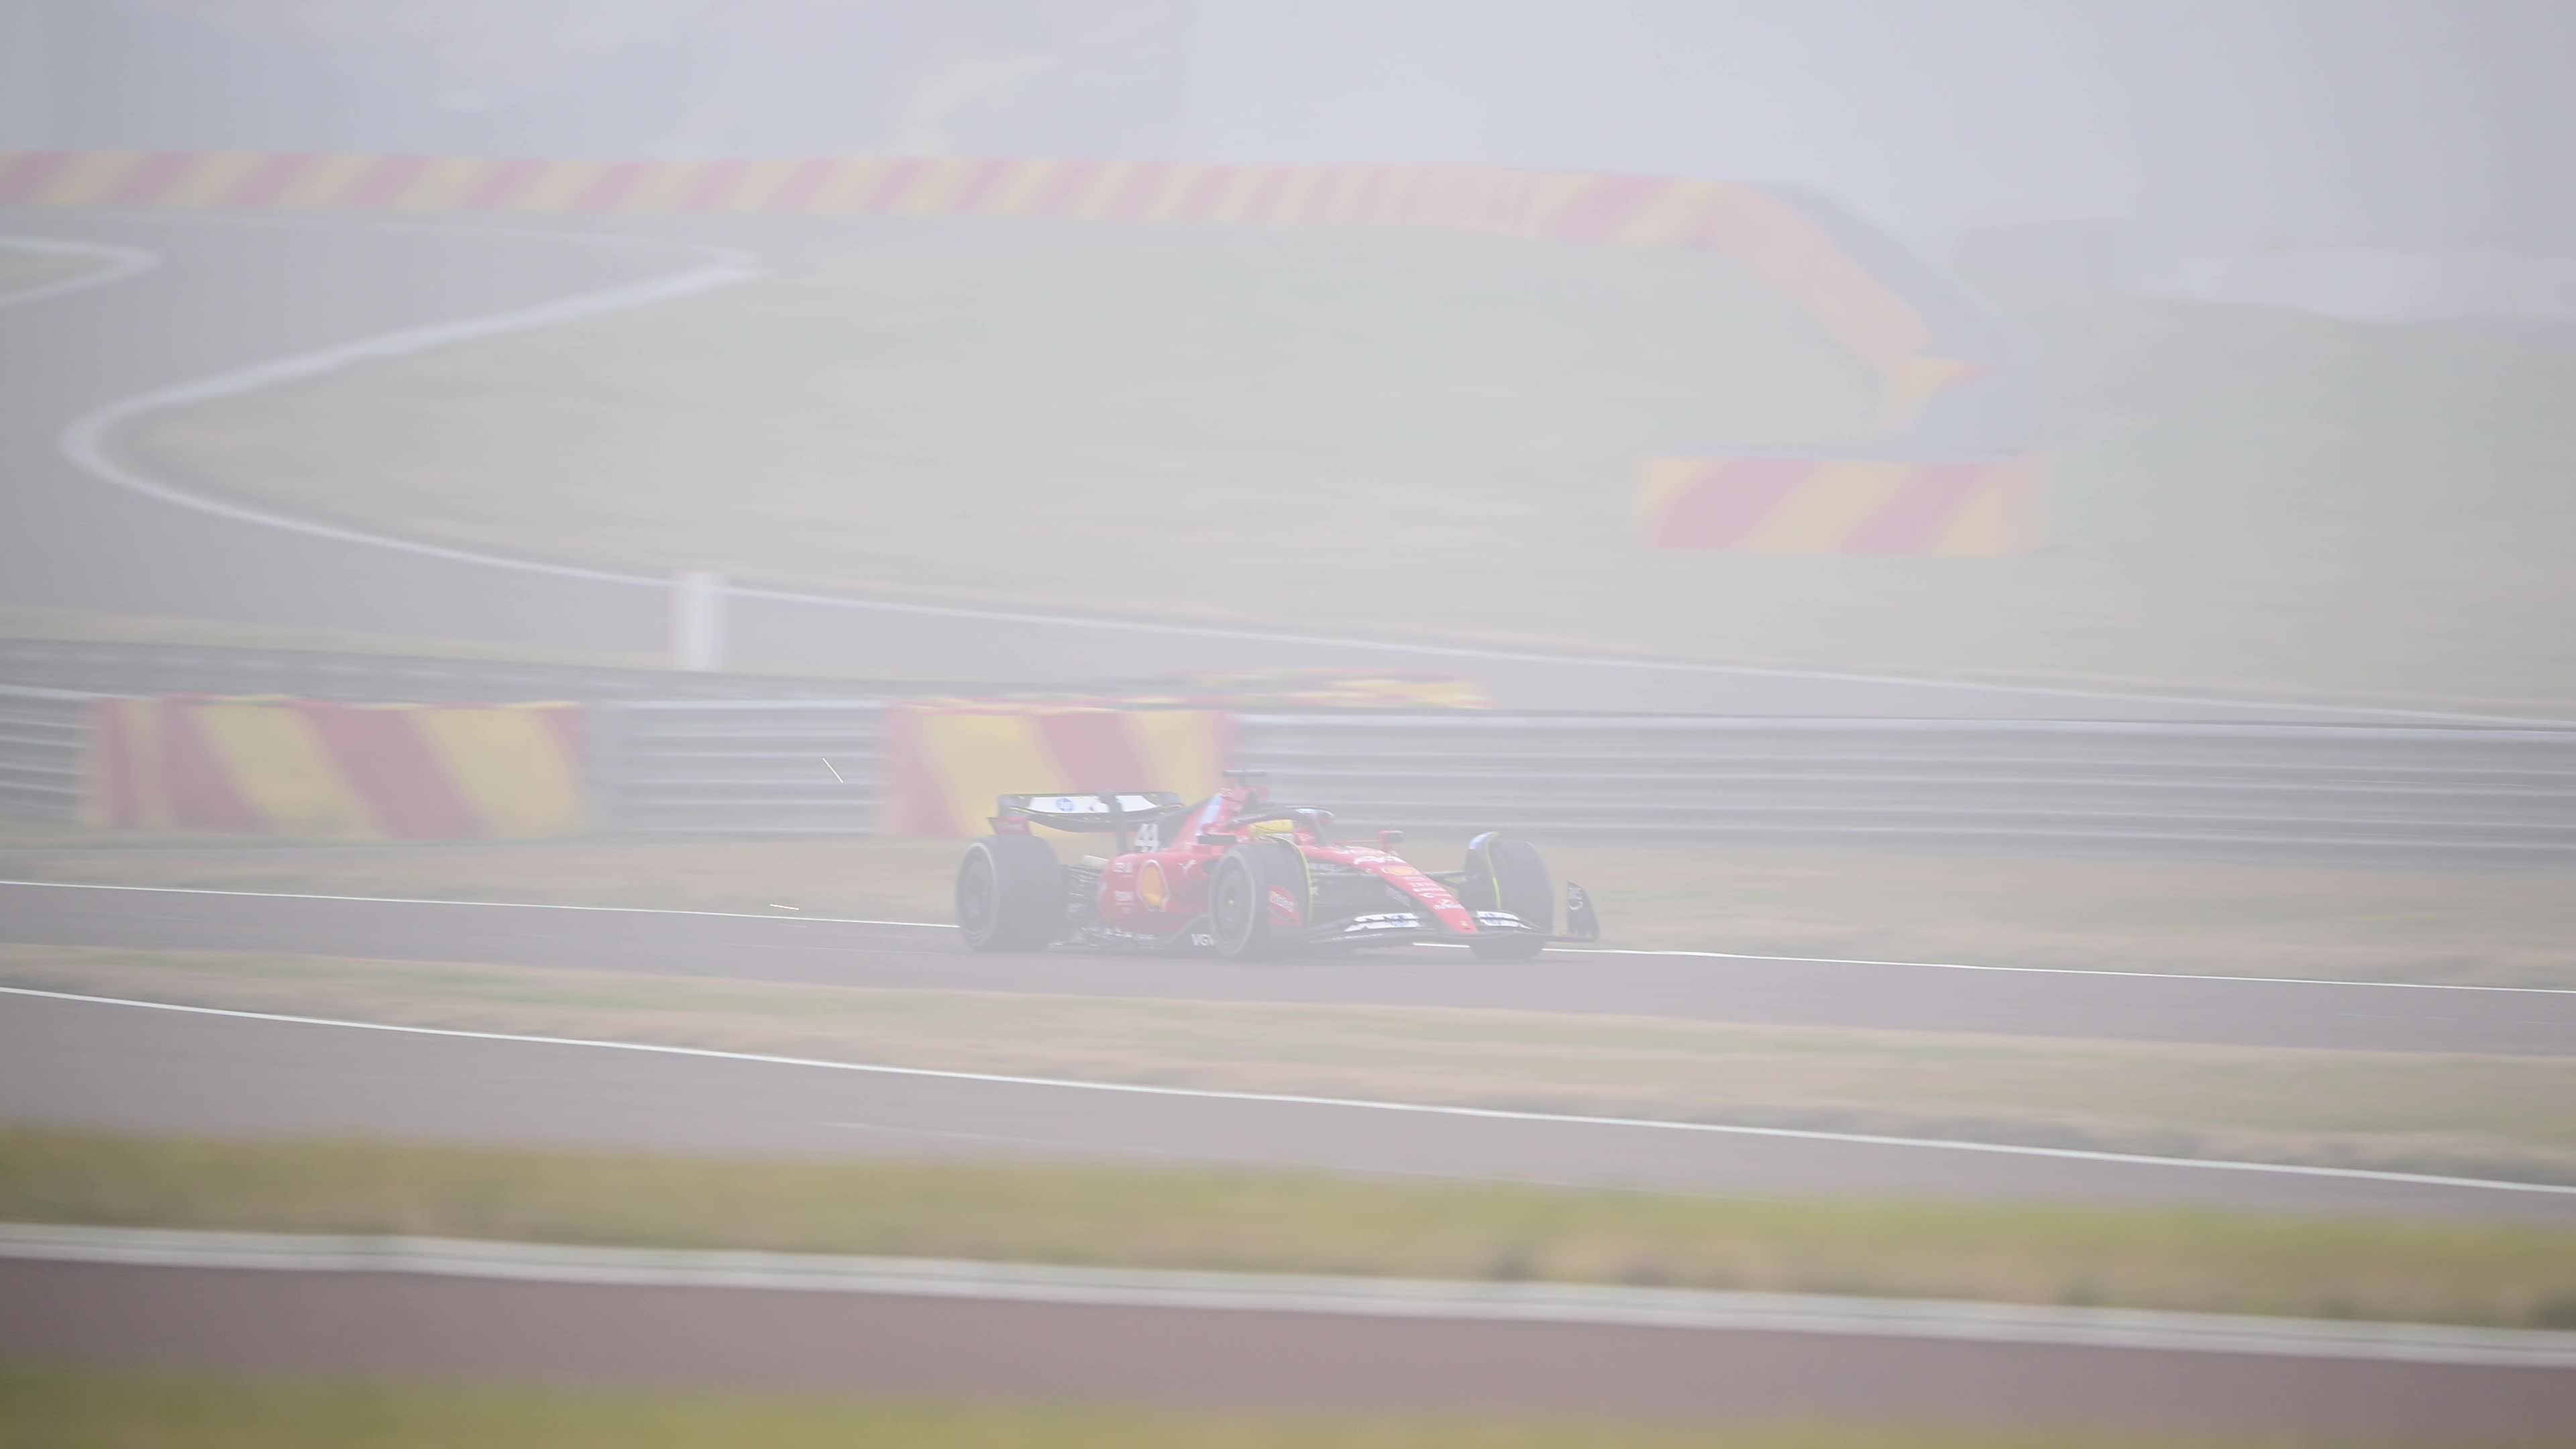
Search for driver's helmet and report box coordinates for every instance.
[1246,817,1297,839]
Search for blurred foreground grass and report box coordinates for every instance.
[0,1367,2430,1449]
[7,947,2570,1182]
[6,833,2570,987]
[9,1130,2576,1330]
[125,220,2576,705]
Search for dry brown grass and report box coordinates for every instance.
[0,1364,2383,1449]
[12,1130,2576,1331]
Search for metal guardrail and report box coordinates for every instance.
[1236,714,2576,859]
[601,701,883,836]
[0,685,92,823]
[9,685,2573,862]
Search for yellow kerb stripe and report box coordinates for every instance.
[190,702,380,839]
[613,160,700,213]
[804,158,888,212]
[710,156,801,212]
[1933,460,2045,557]
[512,159,610,212]
[1887,354,1977,426]
[1739,461,1914,553]
[1639,457,1713,525]
[1617,180,1726,248]
[159,152,266,207]
[390,156,490,211]
[414,706,586,839]
[916,711,1064,837]
[276,153,379,209]
[889,156,981,215]
[981,158,1061,216]
[1126,710,1229,803]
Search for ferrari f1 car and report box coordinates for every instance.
[954,771,1598,959]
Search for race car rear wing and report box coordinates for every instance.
[991,792,1187,837]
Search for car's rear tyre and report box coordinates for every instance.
[1209,839,1309,961]
[957,835,1066,952]
[1464,833,1552,959]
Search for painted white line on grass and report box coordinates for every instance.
[58,237,757,586]
[4,877,2565,996]
[7,1222,2573,1366]
[0,233,160,310]
[5,983,2572,1201]
[39,211,2559,724]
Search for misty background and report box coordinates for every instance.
[7,0,2573,322]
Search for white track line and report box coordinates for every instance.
[7,1222,2570,1366]
[0,233,160,310]
[5,983,2571,1201]
[4,877,2563,995]
[38,211,2561,725]
[0,877,947,930]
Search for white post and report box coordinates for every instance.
[671,570,725,672]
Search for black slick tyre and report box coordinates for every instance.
[956,835,1065,952]
[1464,833,1552,960]
[1208,839,1310,961]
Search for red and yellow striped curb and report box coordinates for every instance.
[0,151,1935,401]
[84,697,587,840]
[2,150,2038,555]
[881,702,1232,839]
[1640,456,2043,556]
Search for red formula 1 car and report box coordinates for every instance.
[954,771,1599,959]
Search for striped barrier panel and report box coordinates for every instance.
[0,151,2038,555]
[881,703,1233,839]
[84,697,587,840]
[1640,456,2043,556]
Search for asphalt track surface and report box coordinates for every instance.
[10,1256,2575,1438]
[5,879,2571,1057]
[11,215,2576,1428]
[2,207,2553,722]
[7,989,2573,1222]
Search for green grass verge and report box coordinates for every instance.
[7,947,2571,1183]
[10,1130,2576,1330]
[5,836,2570,987]
[125,218,2576,704]
[0,1366,2387,1449]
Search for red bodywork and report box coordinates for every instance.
[1039,780,1486,942]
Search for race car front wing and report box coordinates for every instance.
[1307,881,1600,948]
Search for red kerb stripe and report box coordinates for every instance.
[104,152,192,205]
[1034,711,1155,794]
[337,154,433,209]
[0,152,66,202]
[160,704,265,833]
[1551,175,1656,241]
[301,705,478,839]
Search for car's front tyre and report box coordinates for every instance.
[1208,839,1309,961]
